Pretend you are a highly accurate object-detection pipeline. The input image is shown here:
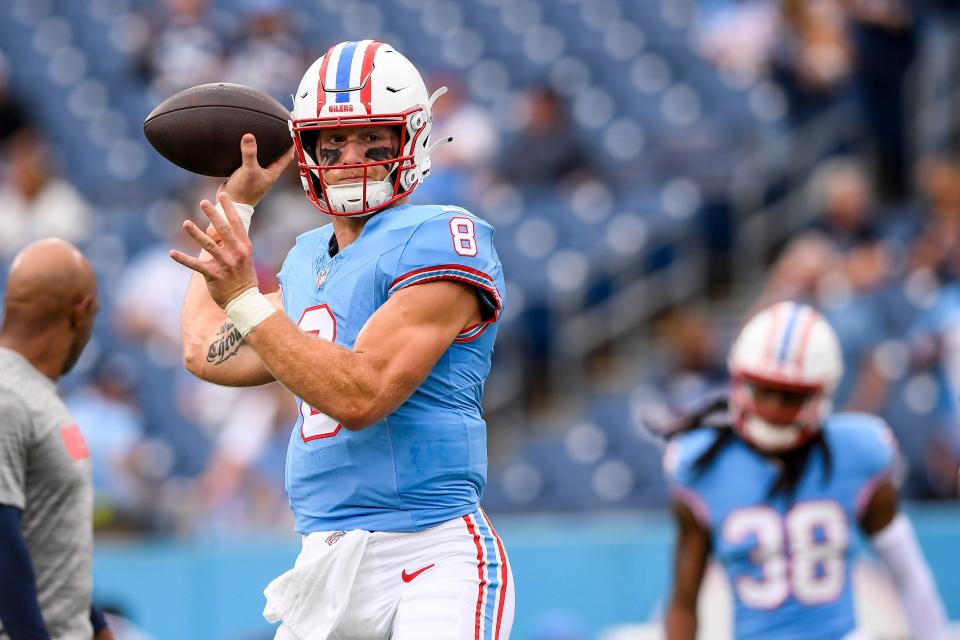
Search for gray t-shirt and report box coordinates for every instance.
[0,348,93,640]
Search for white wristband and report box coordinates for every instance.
[224,287,277,338]
[215,201,255,232]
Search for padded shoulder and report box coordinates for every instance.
[385,205,503,318]
[823,412,897,480]
[663,428,722,488]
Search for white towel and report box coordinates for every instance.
[263,529,371,640]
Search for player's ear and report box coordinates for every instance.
[69,294,96,328]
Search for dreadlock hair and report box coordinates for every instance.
[673,395,833,501]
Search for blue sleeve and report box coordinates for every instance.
[866,421,896,478]
[0,505,50,640]
[663,431,716,527]
[839,414,897,480]
[828,414,897,516]
[387,210,504,324]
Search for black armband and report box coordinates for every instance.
[90,604,108,634]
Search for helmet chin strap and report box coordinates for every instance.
[321,179,394,215]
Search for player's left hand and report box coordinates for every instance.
[169,192,259,308]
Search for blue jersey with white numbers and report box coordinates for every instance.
[664,414,896,640]
[277,204,505,534]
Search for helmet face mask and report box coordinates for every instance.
[727,302,843,453]
[293,116,418,216]
[730,373,826,452]
[744,379,819,426]
[290,41,446,217]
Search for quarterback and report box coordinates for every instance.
[172,41,513,639]
[663,302,949,640]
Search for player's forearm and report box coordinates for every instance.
[181,255,231,366]
[245,313,387,428]
[664,604,697,640]
[180,259,272,386]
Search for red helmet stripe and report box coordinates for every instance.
[315,45,336,112]
[360,41,385,113]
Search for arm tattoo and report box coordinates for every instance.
[207,322,244,365]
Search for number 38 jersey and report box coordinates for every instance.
[664,414,897,640]
[277,204,505,534]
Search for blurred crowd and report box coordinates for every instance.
[0,0,958,541]
[647,152,960,501]
[651,0,960,500]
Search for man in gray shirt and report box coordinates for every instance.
[0,239,111,640]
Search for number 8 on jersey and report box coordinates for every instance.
[449,216,478,257]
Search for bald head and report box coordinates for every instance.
[5,238,96,318]
[1,239,99,377]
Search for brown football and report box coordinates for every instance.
[143,83,292,177]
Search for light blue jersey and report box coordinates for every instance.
[277,204,505,534]
[664,414,896,640]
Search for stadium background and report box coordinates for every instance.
[1,0,959,637]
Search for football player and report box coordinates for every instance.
[171,41,513,639]
[663,301,949,640]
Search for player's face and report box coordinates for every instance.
[748,383,814,426]
[315,126,400,186]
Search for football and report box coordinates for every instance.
[143,82,293,177]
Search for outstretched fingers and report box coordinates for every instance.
[199,198,239,246]
[169,249,214,277]
[182,219,225,258]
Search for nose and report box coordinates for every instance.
[340,138,366,165]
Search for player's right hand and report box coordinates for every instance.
[220,132,294,207]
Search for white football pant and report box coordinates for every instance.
[274,508,514,640]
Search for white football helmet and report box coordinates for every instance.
[290,40,450,216]
[728,301,843,452]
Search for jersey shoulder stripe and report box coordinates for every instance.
[389,265,502,314]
